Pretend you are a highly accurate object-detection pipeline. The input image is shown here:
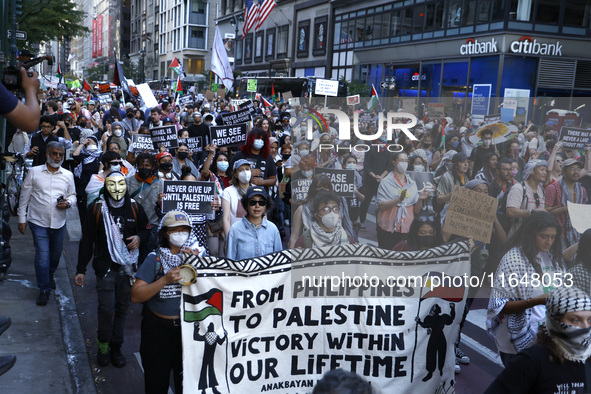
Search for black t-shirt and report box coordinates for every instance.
[230,151,277,181]
[484,344,586,394]
[470,146,495,175]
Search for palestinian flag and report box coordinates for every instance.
[367,84,379,111]
[56,63,62,82]
[420,272,464,302]
[271,82,276,102]
[169,57,186,78]
[175,76,183,92]
[256,93,272,107]
[183,289,223,322]
[83,79,92,92]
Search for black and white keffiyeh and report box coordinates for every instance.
[560,178,584,247]
[157,210,204,274]
[101,197,138,276]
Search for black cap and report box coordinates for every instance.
[246,186,268,200]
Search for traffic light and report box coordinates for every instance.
[15,0,23,18]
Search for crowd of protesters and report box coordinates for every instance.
[6,77,591,393]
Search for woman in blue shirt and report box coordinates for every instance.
[226,186,282,260]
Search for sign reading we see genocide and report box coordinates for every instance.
[443,185,498,244]
[291,178,312,203]
[162,180,215,214]
[313,168,355,197]
[130,134,157,154]
[150,125,179,149]
[178,137,203,152]
[220,108,252,126]
[559,126,591,149]
[179,94,194,106]
[209,123,248,148]
[180,242,469,393]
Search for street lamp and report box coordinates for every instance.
[139,49,146,83]
[230,15,244,70]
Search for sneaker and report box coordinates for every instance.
[49,275,56,290]
[456,347,470,364]
[97,340,110,367]
[110,344,126,368]
[0,354,16,377]
[455,361,461,374]
[36,290,50,306]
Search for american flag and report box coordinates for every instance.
[243,0,258,37]
[255,0,276,31]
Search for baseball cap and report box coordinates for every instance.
[88,100,96,105]
[233,159,251,171]
[162,211,191,228]
[561,158,584,170]
[246,186,268,200]
[163,117,173,124]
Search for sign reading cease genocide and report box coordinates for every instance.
[313,168,355,197]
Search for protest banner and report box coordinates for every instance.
[98,83,111,94]
[407,171,436,197]
[247,79,258,93]
[483,114,501,125]
[347,95,360,105]
[426,103,445,122]
[359,112,374,124]
[129,85,140,98]
[150,125,179,149]
[162,180,215,214]
[313,168,355,197]
[288,98,300,106]
[178,137,203,152]
[196,93,205,102]
[209,123,248,148]
[136,83,159,108]
[220,108,252,126]
[97,93,112,105]
[238,99,256,116]
[181,242,469,393]
[130,134,157,153]
[558,126,591,150]
[567,201,591,234]
[291,178,312,203]
[179,94,194,106]
[443,186,498,244]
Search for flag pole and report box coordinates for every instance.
[410,281,426,383]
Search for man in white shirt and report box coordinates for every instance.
[17,141,77,306]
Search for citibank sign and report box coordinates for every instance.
[510,36,562,56]
[460,38,498,55]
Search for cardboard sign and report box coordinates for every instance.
[568,201,591,234]
[402,98,416,113]
[178,137,203,152]
[150,125,179,149]
[181,243,469,393]
[205,90,215,101]
[443,185,498,244]
[314,78,339,96]
[282,91,293,101]
[97,93,112,105]
[179,94,194,106]
[218,88,226,100]
[347,95,360,105]
[291,178,312,203]
[98,83,111,94]
[130,134,157,153]
[558,126,591,149]
[288,98,300,106]
[162,180,215,214]
[247,79,257,92]
[209,123,248,148]
[313,168,355,197]
[407,171,436,197]
[220,108,252,125]
[426,103,445,121]
[483,114,501,125]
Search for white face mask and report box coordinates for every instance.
[110,164,122,173]
[113,129,123,137]
[253,139,265,150]
[483,139,491,147]
[217,161,229,172]
[321,212,340,229]
[238,170,252,184]
[346,163,357,171]
[301,169,313,178]
[169,231,190,247]
[397,162,408,173]
[87,144,98,152]
[299,149,310,156]
[414,164,425,172]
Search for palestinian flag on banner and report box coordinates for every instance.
[420,272,464,302]
[83,79,92,92]
[367,84,379,111]
[169,57,186,78]
[183,289,223,322]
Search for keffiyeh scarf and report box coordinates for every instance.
[560,178,584,246]
[101,198,138,276]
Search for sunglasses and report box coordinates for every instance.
[533,193,541,208]
[110,161,123,166]
[417,215,436,223]
[248,200,267,206]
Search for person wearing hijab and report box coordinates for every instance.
[569,229,591,294]
[485,286,591,393]
[72,134,102,223]
[435,152,469,218]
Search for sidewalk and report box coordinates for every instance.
[0,218,95,393]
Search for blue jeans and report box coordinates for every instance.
[29,222,66,292]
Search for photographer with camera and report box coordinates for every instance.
[1,67,40,133]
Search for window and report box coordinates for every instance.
[244,34,253,63]
[535,0,559,24]
[491,0,505,21]
[401,7,412,35]
[189,27,205,49]
[391,9,402,36]
[297,20,310,58]
[236,37,242,64]
[477,0,491,23]
[190,0,207,25]
[265,28,275,60]
[186,59,204,74]
[255,31,263,62]
[313,16,328,55]
[509,0,532,21]
[460,0,476,26]
[564,1,591,27]
[413,5,425,34]
[277,25,288,58]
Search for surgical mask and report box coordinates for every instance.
[253,139,265,150]
[159,162,173,172]
[169,231,190,247]
[451,140,459,149]
[47,158,64,169]
[177,151,189,160]
[321,212,340,229]
[87,144,98,152]
[417,235,436,248]
[79,121,87,128]
[113,128,123,137]
[414,165,425,172]
[238,170,251,184]
[397,162,408,172]
[301,169,313,178]
[299,149,309,156]
[110,164,121,172]
[483,139,491,147]
[511,169,518,177]
[217,161,229,172]
[137,167,152,179]
[346,163,357,171]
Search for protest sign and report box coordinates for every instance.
[209,123,248,148]
[196,93,205,102]
[483,114,501,125]
[179,94,194,106]
[313,168,355,197]
[288,98,300,106]
[98,83,111,94]
[220,108,252,126]
[211,83,219,93]
[314,79,339,96]
[97,93,112,105]
[426,103,445,122]
[181,242,469,393]
[238,99,256,115]
[568,201,591,234]
[347,95,360,105]
[136,83,159,108]
[130,134,157,153]
[443,185,498,244]
[558,126,591,149]
[150,125,179,149]
[291,178,312,203]
[178,137,203,152]
[129,85,140,98]
[282,91,293,101]
[162,180,215,214]
[359,112,374,124]
[218,88,226,100]
[247,79,257,92]
[205,90,215,101]
[407,171,436,196]
[402,98,416,114]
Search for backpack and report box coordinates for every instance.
[497,181,544,233]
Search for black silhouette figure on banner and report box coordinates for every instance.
[415,303,455,382]
[194,322,227,394]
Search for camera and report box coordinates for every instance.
[2,55,54,93]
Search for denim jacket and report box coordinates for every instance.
[226,217,282,260]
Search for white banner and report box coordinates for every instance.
[181,242,470,393]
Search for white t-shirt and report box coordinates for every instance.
[221,185,247,226]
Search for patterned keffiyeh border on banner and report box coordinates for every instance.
[181,242,470,393]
